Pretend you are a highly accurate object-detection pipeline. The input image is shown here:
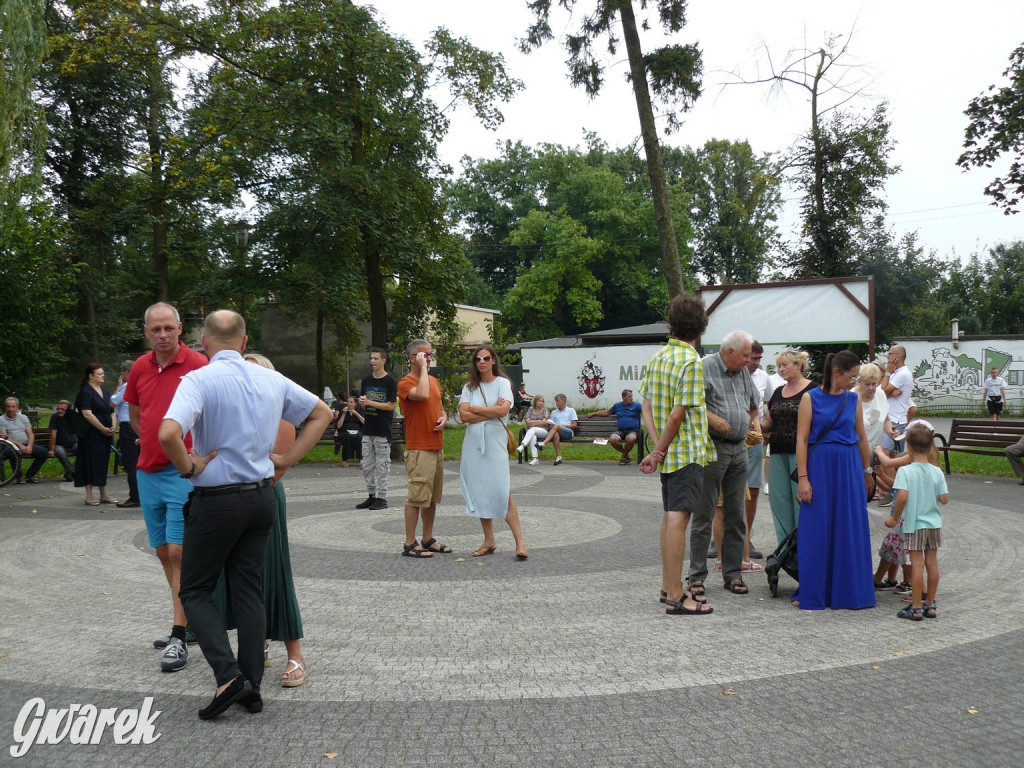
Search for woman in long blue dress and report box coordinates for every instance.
[74,363,117,505]
[458,345,528,560]
[792,350,875,610]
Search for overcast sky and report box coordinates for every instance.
[366,1,1022,262]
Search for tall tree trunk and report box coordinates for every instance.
[316,307,325,397]
[362,235,389,349]
[618,1,685,298]
[145,32,169,301]
[809,49,826,277]
[347,64,389,349]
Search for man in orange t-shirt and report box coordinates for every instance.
[397,338,448,558]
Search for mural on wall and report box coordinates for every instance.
[898,340,1024,410]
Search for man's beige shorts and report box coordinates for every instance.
[405,449,444,507]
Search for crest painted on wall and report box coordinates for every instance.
[578,358,606,399]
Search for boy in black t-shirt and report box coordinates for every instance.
[357,348,397,509]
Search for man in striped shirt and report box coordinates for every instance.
[638,294,715,616]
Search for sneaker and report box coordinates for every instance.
[368,497,388,510]
[877,492,893,507]
[154,628,197,648]
[516,443,525,454]
[553,457,563,466]
[894,582,912,595]
[748,545,763,559]
[528,458,540,465]
[161,637,188,672]
[355,496,376,509]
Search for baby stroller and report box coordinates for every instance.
[764,528,798,598]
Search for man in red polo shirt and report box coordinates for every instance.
[125,302,208,672]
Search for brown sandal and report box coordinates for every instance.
[725,578,749,594]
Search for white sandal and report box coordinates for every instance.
[281,658,306,688]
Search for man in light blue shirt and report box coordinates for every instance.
[159,310,332,720]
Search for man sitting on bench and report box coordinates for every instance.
[540,394,578,466]
[586,388,642,465]
[1,397,48,483]
[49,399,78,481]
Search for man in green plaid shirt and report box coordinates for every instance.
[638,294,715,616]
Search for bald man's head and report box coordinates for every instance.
[202,310,247,352]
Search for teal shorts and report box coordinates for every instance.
[137,465,190,547]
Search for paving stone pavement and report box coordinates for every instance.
[1,457,1022,767]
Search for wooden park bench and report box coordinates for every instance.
[516,415,647,464]
[935,419,1024,474]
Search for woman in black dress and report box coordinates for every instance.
[74,363,117,505]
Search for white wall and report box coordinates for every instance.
[523,343,794,409]
[522,346,664,409]
[897,339,1024,410]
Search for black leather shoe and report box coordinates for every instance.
[198,678,252,720]
[116,500,140,508]
[239,689,263,714]
[355,496,375,509]
[748,545,763,559]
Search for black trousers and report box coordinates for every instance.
[117,422,140,503]
[179,483,276,688]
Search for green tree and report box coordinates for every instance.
[0,198,77,396]
[450,139,680,339]
[958,44,1024,214]
[521,0,702,297]
[502,209,605,339]
[185,0,517,387]
[980,241,1024,333]
[1,0,46,236]
[793,103,898,277]
[851,219,946,344]
[678,139,781,283]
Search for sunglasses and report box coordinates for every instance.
[475,355,492,362]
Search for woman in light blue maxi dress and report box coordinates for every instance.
[458,345,529,560]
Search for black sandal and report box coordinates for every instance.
[724,578,749,594]
[402,540,433,558]
[664,596,713,615]
[660,587,707,604]
[421,537,452,554]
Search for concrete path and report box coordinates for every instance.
[1,455,1021,767]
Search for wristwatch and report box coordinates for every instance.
[179,463,196,479]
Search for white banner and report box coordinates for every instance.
[701,279,871,347]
